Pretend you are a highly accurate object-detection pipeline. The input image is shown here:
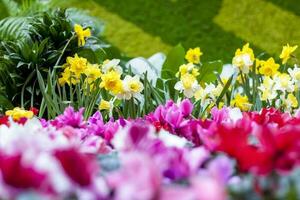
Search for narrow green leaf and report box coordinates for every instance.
[216,75,233,106]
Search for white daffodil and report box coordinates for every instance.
[273,73,294,93]
[288,65,300,89]
[232,43,255,74]
[232,54,253,74]
[258,77,278,101]
[102,59,123,74]
[175,73,200,98]
[116,75,144,100]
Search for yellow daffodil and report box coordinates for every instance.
[67,54,88,77]
[287,93,298,108]
[99,99,111,110]
[74,24,91,46]
[230,94,251,111]
[100,70,123,95]
[176,63,199,77]
[185,47,203,64]
[5,107,34,120]
[258,58,279,77]
[280,44,298,64]
[281,93,299,111]
[191,68,200,77]
[58,67,80,86]
[232,43,255,74]
[84,64,102,84]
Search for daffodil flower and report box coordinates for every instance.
[288,65,300,88]
[74,24,91,46]
[280,44,298,64]
[116,75,144,100]
[175,73,200,98]
[230,94,252,111]
[102,59,123,74]
[185,47,203,64]
[100,70,123,95]
[232,43,255,74]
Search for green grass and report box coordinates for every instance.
[1,0,300,63]
[94,0,251,62]
[214,0,300,59]
[267,0,300,16]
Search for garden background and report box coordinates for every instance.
[1,0,300,63]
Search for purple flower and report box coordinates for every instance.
[103,119,119,142]
[211,106,229,123]
[87,111,105,136]
[166,105,183,128]
[190,175,227,200]
[207,155,234,184]
[179,99,193,117]
[108,152,161,200]
[51,107,85,129]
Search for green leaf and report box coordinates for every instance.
[198,60,223,83]
[216,75,233,106]
[161,44,185,79]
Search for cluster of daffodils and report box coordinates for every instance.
[58,54,101,87]
[99,59,144,101]
[231,43,299,112]
[58,55,144,111]
[174,62,201,98]
[175,48,227,108]
[175,43,299,113]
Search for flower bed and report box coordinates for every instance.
[1,7,300,199]
[1,102,300,199]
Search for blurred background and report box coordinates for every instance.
[1,0,300,62]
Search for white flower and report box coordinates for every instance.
[229,107,243,122]
[175,79,200,98]
[232,54,253,74]
[117,75,144,100]
[174,73,200,98]
[288,65,300,88]
[102,59,123,74]
[194,83,223,107]
[273,73,294,93]
[158,129,188,148]
[258,77,278,101]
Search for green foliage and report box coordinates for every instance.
[161,44,185,79]
[0,8,107,112]
[198,60,223,83]
[0,17,30,41]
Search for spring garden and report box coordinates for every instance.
[1,0,300,199]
